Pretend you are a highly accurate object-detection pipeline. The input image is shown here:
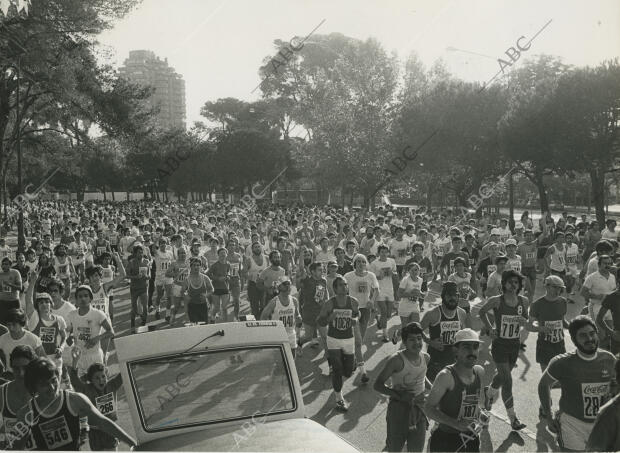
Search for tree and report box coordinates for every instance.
[550,60,620,225]
[260,34,401,207]
[498,55,571,212]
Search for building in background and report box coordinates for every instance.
[120,50,186,130]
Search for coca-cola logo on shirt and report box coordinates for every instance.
[582,383,609,395]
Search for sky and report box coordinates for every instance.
[98,0,620,127]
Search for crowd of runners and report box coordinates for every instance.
[0,199,619,451]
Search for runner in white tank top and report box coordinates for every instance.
[374,322,431,452]
[261,276,301,356]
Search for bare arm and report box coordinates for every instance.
[424,370,471,432]
[72,392,137,448]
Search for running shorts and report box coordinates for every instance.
[521,267,536,281]
[187,303,209,323]
[326,336,355,354]
[535,341,566,366]
[558,412,593,452]
[398,299,420,317]
[491,341,519,367]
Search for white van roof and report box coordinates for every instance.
[115,321,289,362]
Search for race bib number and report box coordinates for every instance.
[314,285,325,303]
[500,315,521,339]
[582,382,610,419]
[557,254,566,266]
[230,262,240,276]
[96,247,106,256]
[177,269,188,282]
[39,326,56,344]
[525,251,535,260]
[39,416,73,450]
[1,282,11,293]
[159,261,171,271]
[58,265,69,277]
[92,298,107,313]
[109,235,118,245]
[508,260,521,273]
[458,282,471,299]
[382,267,391,278]
[333,309,352,331]
[544,320,564,343]
[357,282,368,294]
[139,266,148,277]
[101,268,113,282]
[278,313,295,328]
[449,260,455,274]
[566,255,577,265]
[440,320,461,345]
[95,392,116,416]
[458,393,480,421]
[77,326,91,342]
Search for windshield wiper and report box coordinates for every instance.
[184,329,225,353]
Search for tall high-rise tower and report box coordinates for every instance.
[119,50,186,130]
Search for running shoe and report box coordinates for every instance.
[391,329,399,345]
[361,373,370,384]
[155,310,161,320]
[335,399,349,412]
[382,336,390,343]
[165,315,171,323]
[511,418,526,431]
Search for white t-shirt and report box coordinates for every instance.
[369,258,397,301]
[601,228,618,241]
[583,272,617,304]
[390,239,410,265]
[344,271,379,308]
[66,307,108,355]
[0,331,42,372]
[399,275,423,300]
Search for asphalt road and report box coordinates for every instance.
[102,271,585,453]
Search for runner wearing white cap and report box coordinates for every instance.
[526,275,569,417]
[425,328,487,453]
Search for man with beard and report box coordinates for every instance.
[425,329,487,453]
[257,251,286,312]
[297,263,328,358]
[421,281,467,382]
[539,316,616,452]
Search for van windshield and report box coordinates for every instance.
[128,346,296,431]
